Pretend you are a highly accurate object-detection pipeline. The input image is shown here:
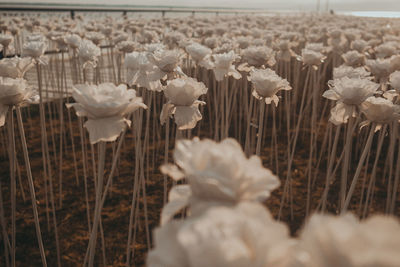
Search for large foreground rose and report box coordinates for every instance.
[160,138,280,223]
[148,202,290,267]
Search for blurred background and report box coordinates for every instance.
[2,0,400,17]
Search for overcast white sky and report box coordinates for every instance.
[5,0,400,12]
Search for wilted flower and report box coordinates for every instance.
[148,202,290,267]
[248,68,292,106]
[0,57,33,78]
[323,77,380,125]
[160,77,207,130]
[67,83,147,144]
[78,39,101,68]
[0,77,38,127]
[212,51,241,81]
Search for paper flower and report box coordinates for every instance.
[67,83,147,144]
[160,138,280,223]
[185,42,213,69]
[360,96,400,131]
[78,39,101,68]
[0,77,38,127]
[22,40,47,64]
[124,51,162,91]
[148,202,290,267]
[248,68,292,106]
[212,51,241,81]
[160,77,207,130]
[323,77,380,125]
[0,57,33,78]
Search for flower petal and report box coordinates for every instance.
[0,104,8,127]
[84,116,128,144]
[174,105,202,130]
[161,185,192,225]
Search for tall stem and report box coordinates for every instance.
[16,106,48,267]
[256,101,265,156]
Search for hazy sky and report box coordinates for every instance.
[6,0,400,12]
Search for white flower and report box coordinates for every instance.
[185,42,213,69]
[389,71,400,90]
[0,57,33,78]
[0,77,37,127]
[342,50,365,67]
[145,43,165,53]
[375,43,397,59]
[0,34,13,48]
[22,41,47,63]
[299,213,400,267]
[248,68,292,106]
[67,83,147,144]
[323,77,380,125]
[148,202,290,267]
[390,55,400,72]
[351,39,370,53]
[212,51,241,81]
[116,40,137,53]
[160,138,280,223]
[124,51,162,91]
[85,31,104,45]
[299,49,326,68]
[78,39,101,68]
[276,40,296,62]
[25,34,46,43]
[241,46,276,68]
[151,49,183,77]
[333,65,371,80]
[64,34,82,49]
[298,214,364,267]
[366,58,391,82]
[160,77,207,130]
[360,96,400,131]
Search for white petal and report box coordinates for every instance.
[65,103,88,117]
[84,116,128,144]
[160,164,185,181]
[161,185,192,225]
[322,89,341,101]
[174,105,202,130]
[329,102,354,125]
[160,103,175,125]
[0,104,8,127]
